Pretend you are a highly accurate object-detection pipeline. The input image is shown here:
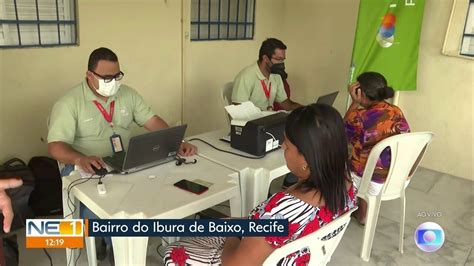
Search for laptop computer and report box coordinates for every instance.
[316,91,339,106]
[103,125,187,174]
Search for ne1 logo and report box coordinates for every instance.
[26,219,84,249]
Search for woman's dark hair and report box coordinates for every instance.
[258,38,287,62]
[88,47,118,71]
[357,72,394,101]
[285,104,350,214]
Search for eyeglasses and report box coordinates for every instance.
[271,57,285,63]
[91,70,125,83]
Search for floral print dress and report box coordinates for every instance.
[345,101,410,183]
[163,185,356,266]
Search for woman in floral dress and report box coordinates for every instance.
[164,104,357,266]
[344,72,410,224]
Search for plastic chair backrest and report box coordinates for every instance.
[263,207,357,266]
[222,82,233,125]
[358,132,434,199]
[47,115,66,174]
[222,82,233,106]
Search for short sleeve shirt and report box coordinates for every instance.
[47,80,155,157]
[232,63,288,111]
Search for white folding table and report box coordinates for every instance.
[188,129,290,215]
[62,156,241,266]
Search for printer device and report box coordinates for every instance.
[230,112,288,156]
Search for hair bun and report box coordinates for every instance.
[383,86,395,99]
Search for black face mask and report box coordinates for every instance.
[270,62,288,80]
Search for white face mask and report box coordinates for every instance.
[94,77,121,97]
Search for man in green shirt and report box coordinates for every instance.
[48,47,197,174]
[47,47,197,261]
[232,38,302,111]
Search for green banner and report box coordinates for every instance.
[349,0,425,91]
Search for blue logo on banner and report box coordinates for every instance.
[88,219,288,237]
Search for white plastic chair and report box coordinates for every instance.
[357,132,434,261]
[221,82,233,125]
[263,207,357,266]
[222,82,233,105]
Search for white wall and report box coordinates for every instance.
[0,0,183,162]
[279,0,359,115]
[398,0,473,179]
[0,0,288,159]
[281,0,473,180]
[0,0,471,180]
[0,51,4,156]
[182,0,286,135]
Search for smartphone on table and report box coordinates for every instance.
[173,179,209,195]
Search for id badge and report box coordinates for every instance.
[110,134,124,153]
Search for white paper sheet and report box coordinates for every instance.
[225,101,262,120]
[225,101,275,126]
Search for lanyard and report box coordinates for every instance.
[93,100,115,128]
[260,80,272,100]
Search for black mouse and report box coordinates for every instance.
[91,165,108,176]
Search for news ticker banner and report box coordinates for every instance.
[26,219,289,249]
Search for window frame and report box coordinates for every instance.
[0,0,78,49]
[190,0,256,41]
[460,0,474,56]
[442,0,474,59]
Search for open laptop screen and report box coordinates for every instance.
[316,91,339,106]
[122,125,187,171]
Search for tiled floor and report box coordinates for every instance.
[16,167,473,265]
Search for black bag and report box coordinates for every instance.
[1,235,19,266]
[0,158,35,232]
[28,156,63,216]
